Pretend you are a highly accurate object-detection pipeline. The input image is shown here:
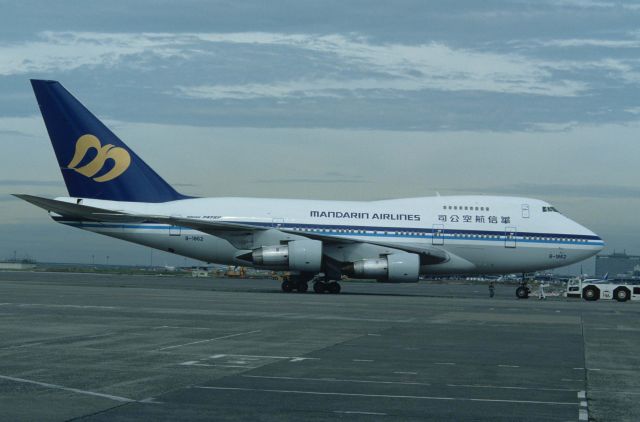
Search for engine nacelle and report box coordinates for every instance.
[346,252,420,283]
[251,239,322,272]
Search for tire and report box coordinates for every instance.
[328,282,341,294]
[582,285,599,301]
[613,287,630,302]
[281,280,293,293]
[313,282,326,294]
[296,281,308,293]
[516,286,529,299]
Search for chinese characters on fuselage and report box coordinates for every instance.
[439,214,511,224]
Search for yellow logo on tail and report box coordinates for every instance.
[67,134,131,182]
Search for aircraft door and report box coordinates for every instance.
[432,224,445,245]
[521,204,530,218]
[272,218,285,229]
[505,226,517,248]
[169,225,181,236]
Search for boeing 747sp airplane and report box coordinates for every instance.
[16,80,604,297]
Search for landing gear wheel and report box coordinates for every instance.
[296,281,308,293]
[313,281,326,294]
[327,282,341,294]
[516,286,529,299]
[281,280,293,293]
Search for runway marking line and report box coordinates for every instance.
[446,383,576,392]
[433,362,456,365]
[153,325,211,330]
[243,374,431,387]
[394,371,417,375]
[242,375,578,393]
[579,408,588,421]
[497,364,520,368]
[577,391,588,421]
[194,386,577,406]
[0,374,136,403]
[157,330,261,351]
[14,303,117,310]
[353,359,374,362]
[334,410,387,416]
[213,353,318,361]
[180,362,258,369]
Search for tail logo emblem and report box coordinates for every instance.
[67,134,131,182]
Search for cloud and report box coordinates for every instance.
[0,31,588,98]
[552,0,640,10]
[0,179,61,187]
[254,178,371,184]
[177,33,588,98]
[0,31,192,76]
[0,116,45,139]
[539,39,640,49]
[449,183,640,199]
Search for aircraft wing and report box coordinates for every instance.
[15,194,448,263]
[275,228,448,264]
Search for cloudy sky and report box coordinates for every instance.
[1,1,638,271]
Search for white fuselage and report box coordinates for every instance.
[54,195,603,275]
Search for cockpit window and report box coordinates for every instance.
[542,206,559,213]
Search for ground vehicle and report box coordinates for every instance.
[566,278,640,302]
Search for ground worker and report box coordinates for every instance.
[489,281,495,298]
[538,281,547,300]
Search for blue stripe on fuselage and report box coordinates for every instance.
[55,219,604,246]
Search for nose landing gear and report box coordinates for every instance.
[516,275,531,299]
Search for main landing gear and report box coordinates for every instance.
[281,278,308,293]
[313,280,341,294]
[280,275,342,294]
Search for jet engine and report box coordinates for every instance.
[344,252,420,283]
[250,239,322,272]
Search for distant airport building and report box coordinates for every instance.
[595,252,640,277]
[0,261,36,270]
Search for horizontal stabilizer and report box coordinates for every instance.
[12,194,264,232]
[12,194,142,223]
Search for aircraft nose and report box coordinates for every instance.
[566,216,604,252]
[580,224,604,252]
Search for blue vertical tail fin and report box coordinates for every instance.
[31,79,189,202]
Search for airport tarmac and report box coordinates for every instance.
[0,272,638,421]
